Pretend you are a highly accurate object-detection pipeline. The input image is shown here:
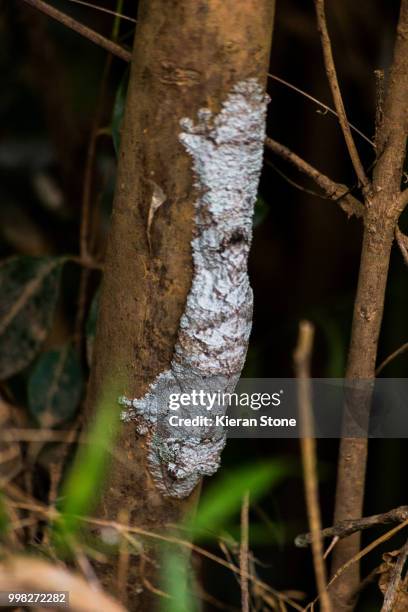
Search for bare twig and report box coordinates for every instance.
[376,341,408,375]
[240,492,250,612]
[296,506,408,548]
[265,137,364,218]
[117,510,130,607]
[67,0,137,23]
[294,322,332,612]
[324,537,339,560]
[267,73,374,147]
[20,0,132,62]
[313,0,369,191]
[73,547,101,591]
[265,157,332,200]
[381,538,408,612]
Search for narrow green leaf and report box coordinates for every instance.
[56,381,122,537]
[161,549,199,612]
[190,459,292,538]
[28,344,83,428]
[0,256,62,380]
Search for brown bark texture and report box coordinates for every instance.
[85,1,275,608]
[331,1,408,608]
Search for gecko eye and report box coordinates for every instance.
[228,230,246,245]
[217,230,247,253]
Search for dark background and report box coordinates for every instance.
[1,1,407,609]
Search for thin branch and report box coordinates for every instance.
[381,538,408,612]
[296,506,408,548]
[117,510,130,607]
[268,73,374,148]
[265,137,364,218]
[294,322,332,612]
[67,0,137,23]
[20,0,132,62]
[265,158,330,200]
[313,0,369,191]
[376,341,408,375]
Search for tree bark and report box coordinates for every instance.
[85,1,275,608]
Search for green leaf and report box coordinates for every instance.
[28,344,83,428]
[56,380,122,538]
[86,289,100,367]
[111,70,129,156]
[190,459,292,538]
[0,256,62,380]
[161,549,199,612]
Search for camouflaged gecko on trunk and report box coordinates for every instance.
[119,79,269,498]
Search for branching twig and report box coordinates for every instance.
[20,0,132,62]
[381,538,408,612]
[314,0,369,191]
[331,2,408,605]
[296,506,408,548]
[265,137,364,218]
[308,519,408,610]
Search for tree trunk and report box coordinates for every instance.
[331,1,408,607]
[85,1,275,608]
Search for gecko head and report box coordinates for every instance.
[148,435,226,498]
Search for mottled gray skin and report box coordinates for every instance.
[119,79,268,498]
